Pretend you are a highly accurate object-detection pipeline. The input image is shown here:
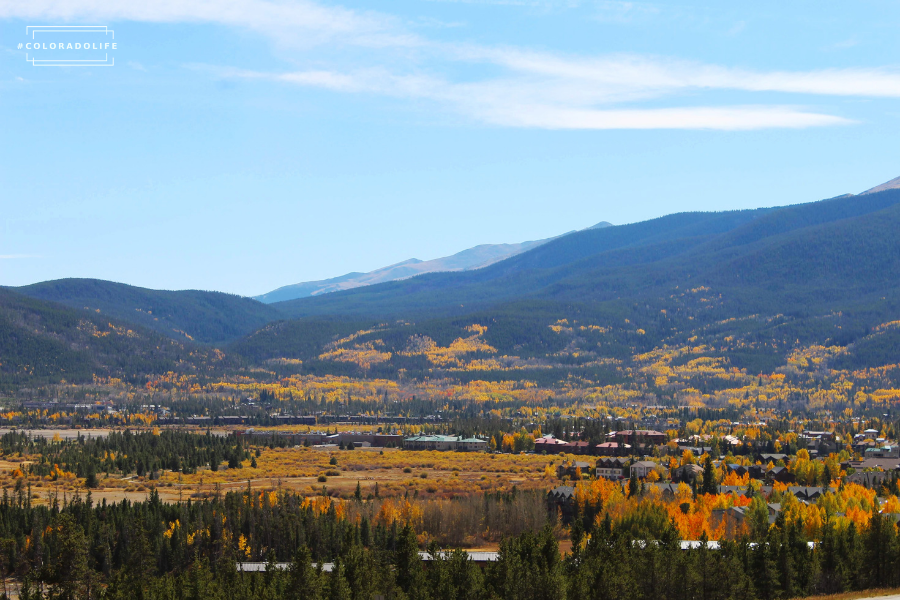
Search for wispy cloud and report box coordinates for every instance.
[8,0,898,130]
[212,64,851,130]
[452,48,900,98]
[1,0,418,48]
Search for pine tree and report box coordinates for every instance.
[395,524,427,599]
[702,455,718,495]
[287,546,322,600]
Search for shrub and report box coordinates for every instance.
[318,474,327,483]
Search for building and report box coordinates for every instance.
[630,460,662,479]
[534,435,570,453]
[595,442,631,456]
[596,457,628,480]
[420,551,498,567]
[766,466,796,484]
[710,503,781,537]
[273,415,317,426]
[787,486,825,501]
[672,463,703,483]
[563,441,592,455]
[558,461,592,480]
[843,457,900,472]
[403,435,488,452]
[547,485,576,523]
[610,430,667,446]
[724,464,748,477]
[846,470,892,488]
[801,430,838,453]
[240,431,403,448]
[757,453,788,464]
[747,465,766,480]
[457,437,490,452]
[865,445,900,459]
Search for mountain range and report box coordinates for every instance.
[12,278,282,345]
[5,177,900,384]
[861,175,900,195]
[254,223,612,303]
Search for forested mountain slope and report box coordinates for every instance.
[0,288,233,387]
[272,190,900,320]
[253,226,613,303]
[9,187,900,385]
[254,239,555,303]
[12,278,282,344]
[221,189,900,381]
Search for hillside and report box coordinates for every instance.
[12,279,282,344]
[9,186,900,387]
[861,175,900,195]
[270,208,776,318]
[222,187,900,381]
[253,226,612,303]
[272,190,900,320]
[0,288,234,387]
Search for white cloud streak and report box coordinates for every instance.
[456,48,900,98]
[217,65,850,130]
[1,0,418,47]
[8,0,898,129]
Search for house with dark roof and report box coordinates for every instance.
[766,466,795,484]
[758,453,788,463]
[547,485,577,522]
[596,457,628,480]
[672,463,704,483]
[846,471,892,488]
[725,464,748,477]
[557,461,591,480]
[787,486,825,501]
[710,503,781,537]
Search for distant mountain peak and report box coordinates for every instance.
[254,236,557,304]
[255,222,612,304]
[860,175,900,195]
[585,221,614,230]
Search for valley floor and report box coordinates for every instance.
[0,440,555,506]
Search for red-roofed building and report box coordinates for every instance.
[563,441,592,455]
[610,430,666,446]
[595,442,631,457]
[534,435,569,453]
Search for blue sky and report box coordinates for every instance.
[2,1,899,296]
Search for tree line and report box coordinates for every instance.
[1,430,250,481]
[0,481,893,599]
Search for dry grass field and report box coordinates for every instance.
[0,444,565,505]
